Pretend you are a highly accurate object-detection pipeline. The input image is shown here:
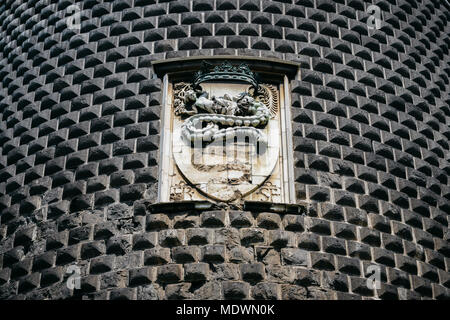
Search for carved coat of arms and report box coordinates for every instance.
[168,61,283,203]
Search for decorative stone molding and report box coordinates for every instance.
[158,60,297,204]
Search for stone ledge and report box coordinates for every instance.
[149,200,308,215]
[149,201,217,213]
[152,55,300,81]
[243,201,307,215]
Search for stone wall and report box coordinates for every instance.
[0,0,449,300]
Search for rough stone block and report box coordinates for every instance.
[157,264,183,284]
[184,263,209,282]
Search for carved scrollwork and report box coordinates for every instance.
[170,181,194,201]
[255,181,281,202]
[173,82,194,116]
[175,86,271,147]
[248,84,279,118]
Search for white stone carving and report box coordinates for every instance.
[158,76,295,204]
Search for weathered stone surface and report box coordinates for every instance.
[252,282,281,300]
[241,263,266,283]
[211,263,240,281]
[281,284,307,300]
[100,270,128,290]
[129,267,156,287]
[184,263,209,282]
[0,0,448,302]
[193,281,222,300]
[281,249,309,266]
[107,203,133,220]
[165,283,193,300]
[222,281,250,300]
[157,264,184,284]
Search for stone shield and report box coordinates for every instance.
[172,83,280,202]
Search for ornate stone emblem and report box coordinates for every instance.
[160,61,293,203]
[177,87,271,148]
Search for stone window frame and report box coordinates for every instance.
[152,56,300,204]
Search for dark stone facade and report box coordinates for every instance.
[0,0,449,300]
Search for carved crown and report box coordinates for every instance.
[192,61,259,91]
